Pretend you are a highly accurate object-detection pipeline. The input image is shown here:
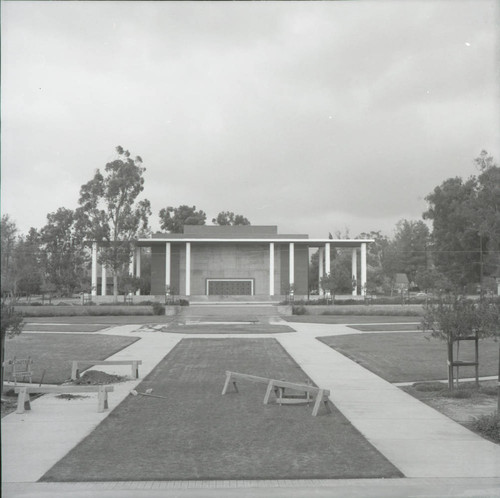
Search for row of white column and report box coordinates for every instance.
[318,243,367,296]
[91,242,367,297]
[91,243,141,296]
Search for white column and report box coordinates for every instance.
[269,243,275,296]
[135,247,141,295]
[325,242,331,275]
[91,242,98,296]
[352,248,358,296]
[101,264,107,296]
[165,242,171,293]
[185,242,191,296]
[129,249,134,276]
[318,247,324,295]
[361,243,367,296]
[289,242,294,289]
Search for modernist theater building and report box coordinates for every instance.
[90,225,373,299]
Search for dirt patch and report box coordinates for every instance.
[56,394,90,400]
[401,380,498,441]
[73,370,126,385]
[1,389,43,418]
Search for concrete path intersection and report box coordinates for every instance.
[2,305,500,497]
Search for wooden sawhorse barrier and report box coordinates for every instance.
[14,385,114,414]
[222,371,331,416]
[71,360,142,380]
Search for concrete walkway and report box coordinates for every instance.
[2,315,500,497]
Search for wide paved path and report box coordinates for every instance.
[2,313,500,497]
[277,322,500,478]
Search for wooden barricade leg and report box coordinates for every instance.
[221,372,232,395]
[16,387,30,414]
[97,386,108,413]
[132,361,139,379]
[263,380,275,405]
[71,361,79,380]
[322,393,331,414]
[312,389,325,416]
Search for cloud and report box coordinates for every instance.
[1,0,499,239]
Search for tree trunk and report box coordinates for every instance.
[113,274,118,303]
[1,334,6,401]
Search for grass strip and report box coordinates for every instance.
[3,333,140,384]
[41,338,402,481]
[319,333,498,383]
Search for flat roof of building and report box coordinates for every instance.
[137,237,373,248]
[138,225,373,247]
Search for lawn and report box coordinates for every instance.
[319,332,499,383]
[22,324,109,333]
[41,338,402,481]
[283,315,420,324]
[24,315,174,324]
[3,333,140,384]
[165,323,295,334]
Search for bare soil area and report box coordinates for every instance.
[401,380,499,442]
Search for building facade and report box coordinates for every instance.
[90,225,373,299]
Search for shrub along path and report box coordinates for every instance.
[41,338,402,481]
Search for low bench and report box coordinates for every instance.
[71,360,142,380]
[14,385,114,414]
[222,371,331,417]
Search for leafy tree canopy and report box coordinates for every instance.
[159,205,206,233]
[77,146,151,298]
[212,211,251,226]
[424,151,499,288]
[39,207,89,296]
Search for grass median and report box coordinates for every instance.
[3,333,140,384]
[41,338,402,481]
[319,332,498,383]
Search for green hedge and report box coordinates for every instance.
[14,305,156,317]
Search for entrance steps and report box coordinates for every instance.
[188,295,282,304]
[178,303,287,321]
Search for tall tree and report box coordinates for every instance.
[12,228,43,297]
[424,177,480,287]
[77,146,151,299]
[386,219,430,284]
[159,205,206,233]
[424,151,499,289]
[1,215,18,295]
[39,207,89,296]
[212,211,251,226]
[472,151,500,285]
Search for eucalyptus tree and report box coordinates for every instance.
[77,146,151,300]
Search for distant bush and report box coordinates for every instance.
[470,413,500,443]
[292,305,307,315]
[15,305,156,317]
[179,299,189,307]
[152,302,165,315]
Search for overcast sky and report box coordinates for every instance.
[1,0,499,239]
